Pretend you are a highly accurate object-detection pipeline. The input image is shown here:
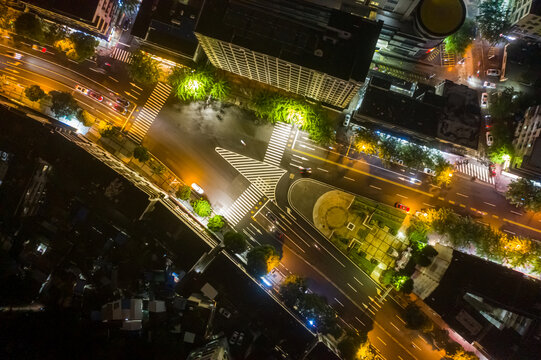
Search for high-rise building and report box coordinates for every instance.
[513,105,541,158]
[194,0,382,109]
[186,337,231,360]
[514,0,541,40]
[507,0,534,25]
[22,0,119,40]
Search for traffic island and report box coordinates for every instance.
[289,179,408,281]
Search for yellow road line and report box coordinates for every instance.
[449,200,455,205]
[503,218,541,234]
[492,214,499,219]
[460,204,466,208]
[292,148,434,198]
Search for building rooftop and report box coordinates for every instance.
[24,0,98,23]
[195,0,382,81]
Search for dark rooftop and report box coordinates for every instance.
[195,0,382,81]
[25,0,98,23]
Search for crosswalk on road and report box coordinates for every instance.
[110,47,132,63]
[263,122,292,168]
[455,162,495,185]
[224,184,265,226]
[128,82,172,143]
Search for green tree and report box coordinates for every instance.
[24,85,45,102]
[49,90,79,118]
[299,293,341,337]
[444,19,475,56]
[279,275,307,307]
[100,125,123,138]
[223,231,247,253]
[191,199,212,217]
[76,108,95,127]
[176,185,191,200]
[355,127,379,155]
[14,12,43,41]
[505,178,541,212]
[246,244,280,277]
[207,215,226,232]
[128,50,160,85]
[337,331,368,360]
[133,146,150,162]
[477,0,509,44]
[451,350,479,360]
[150,161,165,175]
[380,269,396,286]
[69,32,98,61]
[378,136,400,163]
[210,79,230,100]
[400,144,426,169]
[43,23,67,45]
[434,155,454,186]
[403,304,430,330]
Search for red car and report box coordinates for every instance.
[88,91,103,102]
[395,202,410,213]
[112,103,127,115]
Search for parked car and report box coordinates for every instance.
[88,90,103,102]
[486,69,501,76]
[394,202,410,213]
[218,307,231,319]
[229,331,239,345]
[343,113,351,127]
[266,211,278,224]
[4,51,22,59]
[31,44,47,52]
[273,229,285,241]
[484,114,492,129]
[75,84,89,95]
[122,19,131,31]
[486,132,494,147]
[300,167,312,175]
[237,332,245,346]
[423,168,436,176]
[116,97,130,107]
[480,93,488,108]
[483,81,496,89]
[112,103,127,115]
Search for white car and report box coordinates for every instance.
[75,84,89,95]
[480,93,488,108]
[486,132,494,147]
[343,114,351,127]
[423,168,436,176]
[486,69,501,76]
[483,81,496,89]
[5,51,22,59]
[191,182,204,195]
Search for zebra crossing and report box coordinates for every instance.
[426,46,441,62]
[455,162,495,184]
[216,147,286,200]
[110,47,132,63]
[263,122,292,168]
[128,82,172,143]
[224,184,265,226]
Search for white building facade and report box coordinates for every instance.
[513,105,541,158]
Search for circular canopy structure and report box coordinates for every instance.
[416,0,466,39]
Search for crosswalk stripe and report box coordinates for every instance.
[225,184,264,226]
[127,82,172,143]
[263,122,292,167]
[111,47,133,63]
[455,162,495,184]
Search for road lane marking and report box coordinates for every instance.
[484,202,496,207]
[418,335,428,344]
[460,204,466,207]
[438,197,445,201]
[377,337,387,346]
[503,229,516,235]
[130,82,143,90]
[510,210,523,216]
[412,342,420,349]
[291,154,308,161]
[249,222,262,234]
[456,192,468,198]
[334,298,345,307]
[355,316,366,326]
[344,176,355,181]
[300,144,315,151]
[108,76,119,83]
[367,307,376,315]
[347,283,358,292]
[396,315,406,324]
[292,148,434,197]
[492,214,499,219]
[390,322,400,331]
[286,237,306,253]
[317,167,328,172]
[353,276,364,286]
[449,200,455,204]
[423,203,435,207]
[398,356,404,360]
[477,221,488,225]
[396,193,408,199]
[369,185,382,190]
[503,218,541,234]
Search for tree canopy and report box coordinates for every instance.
[207,215,226,232]
[223,231,247,254]
[133,146,150,162]
[76,109,94,127]
[279,275,307,307]
[505,178,541,212]
[14,13,43,41]
[69,32,98,61]
[191,199,212,217]
[176,185,191,200]
[24,85,45,102]
[337,331,369,360]
[246,244,280,277]
[128,51,161,85]
[444,19,475,56]
[477,0,509,44]
[49,91,79,118]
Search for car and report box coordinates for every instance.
[484,114,492,129]
[237,332,245,346]
[75,84,89,95]
[266,211,278,224]
[486,132,494,147]
[88,90,103,102]
[273,229,285,241]
[31,44,47,52]
[486,69,501,76]
[122,19,131,31]
[483,81,496,89]
[191,182,204,194]
[423,168,436,176]
[116,97,130,107]
[218,307,231,319]
[5,51,22,59]
[343,114,351,127]
[480,93,488,108]
[394,202,410,213]
[112,103,127,115]
[229,331,239,345]
[300,167,312,175]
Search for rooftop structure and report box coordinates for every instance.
[22,0,119,40]
[195,0,382,109]
[186,337,231,360]
[515,0,541,45]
